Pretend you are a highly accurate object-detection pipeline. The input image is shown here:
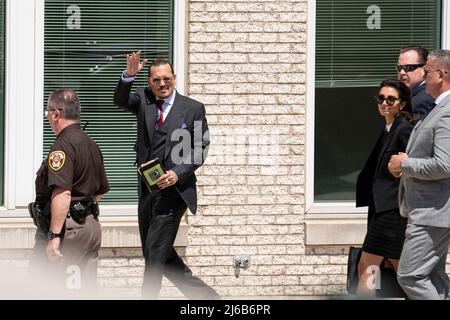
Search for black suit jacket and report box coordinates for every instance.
[356,116,413,214]
[113,79,210,214]
[411,82,435,119]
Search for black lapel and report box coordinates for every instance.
[377,117,400,160]
[144,87,157,144]
[164,92,186,160]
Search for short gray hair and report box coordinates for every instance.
[428,49,450,79]
[47,89,81,121]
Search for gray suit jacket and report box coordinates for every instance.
[399,93,450,227]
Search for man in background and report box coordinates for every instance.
[397,45,435,119]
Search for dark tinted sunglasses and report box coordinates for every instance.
[396,64,425,73]
[374,95,401,106]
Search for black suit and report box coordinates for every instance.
[114,79,217,299]
[356,115,413,260]
[411,82,435,119]
[356,116,413,214]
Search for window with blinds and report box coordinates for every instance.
[0,0,5,205]
[316,0,441,88]
[44,0,174,204]
[314,0,441,202]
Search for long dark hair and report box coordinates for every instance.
[378,79,418,123]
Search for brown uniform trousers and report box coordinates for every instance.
[29,215,101,299]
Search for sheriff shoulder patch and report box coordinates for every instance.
[48,150,66,171]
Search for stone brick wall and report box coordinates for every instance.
[183,0,341,297]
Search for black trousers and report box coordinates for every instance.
[138,186,218,299]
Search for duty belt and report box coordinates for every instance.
[69,200,99,225]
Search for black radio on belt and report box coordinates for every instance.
[69,200,99,225]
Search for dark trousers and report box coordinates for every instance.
[138,186,218,299]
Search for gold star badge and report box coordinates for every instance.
[48,150,66,171]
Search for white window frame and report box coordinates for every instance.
[0,0,187,248]
[304,0,450,245]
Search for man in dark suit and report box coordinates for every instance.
[113,51,218,299]
[397,46,435,119]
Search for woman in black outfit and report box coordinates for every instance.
[355,80,417,297]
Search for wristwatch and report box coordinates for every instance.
[47,230,62,240]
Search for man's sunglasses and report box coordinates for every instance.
[396,64,425,73]
[374,95,401,106]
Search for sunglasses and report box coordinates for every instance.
[396,64,425,73]
[151,77,172,86]
[374,95,401,106]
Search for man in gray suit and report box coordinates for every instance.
[388,49,450,300]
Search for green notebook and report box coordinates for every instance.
[137,158,165,192]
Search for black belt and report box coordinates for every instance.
[69,201,99,224]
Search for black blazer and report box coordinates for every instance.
[356,116,413,214]
[411,82,435,119]
[113,79,210,214]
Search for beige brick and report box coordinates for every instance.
[314,266,345,275]
[300,275,329,285]
[247,215,276,225]
[284,285,314,296]
[189,23,205,33]
[216,236,248,245]
[97,267,115,277]
[229,246,258,255]
[219,32,249,42]
[264,22,292,33]
[257,265,286,275]
[190,12,219,22]
[187,256,216,266]
[220,13,250,22]
[205,3,235,12]
[248,53,278,63]
[217,195,247,205]
[246,235,276,245]
[231,225,260,235]
[189,216,217,226]
[286,265,314,275]
[201,246,230,255]
[233,43,263,53]
[301,256,330,265]
[199,266,231,276]
[249,33,278,43]
[260,186,289,195]
[98,278,127,288]
[98,258,128,267]
[217,216,247,225]
[275,175,302,185]
[188,236,218,246]
[203,226,233,235]
[205,84,235,94]
[203,205,232,216]
[234,64,264,73]
[275,234,304,244]
[238,3,265,11]
[128,258,144,267]
[189,33,219,43]
[255,286,284,296]
[247,195,277,205]
[260,205,290,215]
[205,23,234,33]
[250,12,279,22]
[279,12,307,22]
[257,246,287,255]
[272,276,299,285]
[264,2,295,12]
[114,267,143,277]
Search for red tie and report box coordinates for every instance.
[156,99,164,127]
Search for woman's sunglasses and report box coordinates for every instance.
[374,95,401,106]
